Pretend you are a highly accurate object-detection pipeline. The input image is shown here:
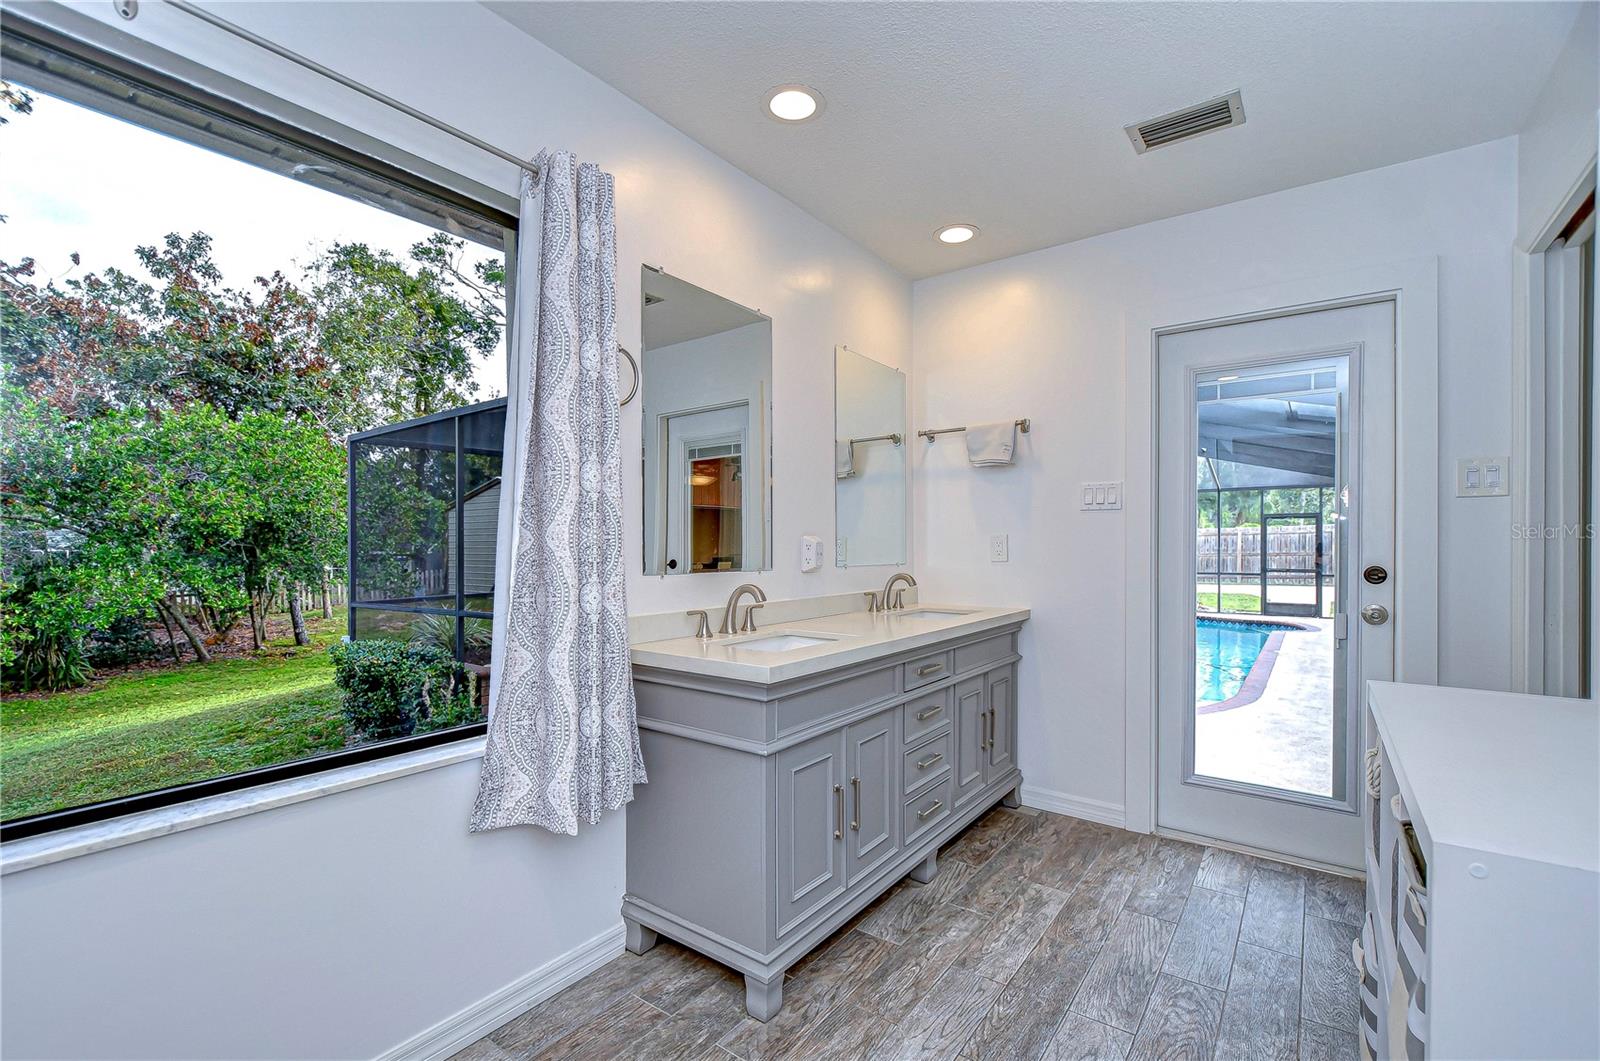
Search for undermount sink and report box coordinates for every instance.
[731,633,837,653]
[894,608,974,620]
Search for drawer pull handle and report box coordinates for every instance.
[915,705,943,722]
[834,784,844,839]
[850,776,860,831]
[916,752,944,770]
[917,799,944,821]
[915,662,944,677]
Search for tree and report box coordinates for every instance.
[308,238,503,429]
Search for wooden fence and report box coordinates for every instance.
[169,569,349,616]
[1197,523,1332,583]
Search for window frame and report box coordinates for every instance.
[0,19,516,843]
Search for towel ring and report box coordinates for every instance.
[618,344,639,406]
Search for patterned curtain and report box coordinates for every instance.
[471,150,645,836]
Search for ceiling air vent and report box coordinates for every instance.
[1126,90,1245,154]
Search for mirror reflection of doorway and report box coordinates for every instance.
[664,404,749,573]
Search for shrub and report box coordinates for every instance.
[407,613,493,654]
[85,617,162,668]
[3,630,91,693]
[328,639,473,741]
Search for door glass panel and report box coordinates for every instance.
[1191,359,1344,799]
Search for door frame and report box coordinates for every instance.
[1123,258,1440,835]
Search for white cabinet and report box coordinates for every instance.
[1364,682,1598,1061]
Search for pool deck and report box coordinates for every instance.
[1194,614,1334,797]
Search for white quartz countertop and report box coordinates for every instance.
[630,604,1030,684]
[1367,681,1598,871]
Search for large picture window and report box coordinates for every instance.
[0,23,516,838]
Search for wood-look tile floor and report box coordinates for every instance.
[452,807,1363,1061]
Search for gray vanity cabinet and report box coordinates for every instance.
[774,731,847,936]
[987,665,1016,777]
[952,675,987,807]
[844,707,901,882]
[624,619,1025,1023]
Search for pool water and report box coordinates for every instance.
[1195,619,1280,704]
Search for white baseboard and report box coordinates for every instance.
[376,922,627,1061]
[1019,784,1127,829]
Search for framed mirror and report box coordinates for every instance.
[834,345,907,567]
[641,267,773,575]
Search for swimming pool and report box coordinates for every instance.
[1196,618,1295,705]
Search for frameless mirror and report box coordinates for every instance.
[641,267,772,575]
[834,345,907,567]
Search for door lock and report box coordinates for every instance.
[1362,565,1389,586]
[1360,604,1390,626]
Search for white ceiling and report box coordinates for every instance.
[487,2,1586,279]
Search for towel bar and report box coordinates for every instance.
[849,432,903,446]
[917,418,1029,442]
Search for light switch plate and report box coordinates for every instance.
[989,534,1009,563]
[1456,457,1509,497]
[1080,481,1124,510]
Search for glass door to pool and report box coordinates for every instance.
[1156,302,1396,870]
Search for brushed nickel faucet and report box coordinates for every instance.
[881,572,917,611]
[720,583,768,635]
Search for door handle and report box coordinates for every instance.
[1360,604,1390,626]
[849,776,860,831]
[982,708,992,750]
[833,783,843,839]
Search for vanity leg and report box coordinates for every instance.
[1001,786,1022,809]
[908,851,939,884]
[624,916,658,956]
[744,972,784,1021]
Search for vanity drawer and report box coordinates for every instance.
[903,650,953,692]
[903,730,953,794]
[904,775,953,847]
[953,633,1012,674]
[903,687,952,745]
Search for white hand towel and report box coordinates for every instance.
[836,439,856,479]
[965,422,1016,466]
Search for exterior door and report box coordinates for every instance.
[1156,302,1395,869]
[952,676,987,807]
[845,708,900,881]
[774,730,846,936]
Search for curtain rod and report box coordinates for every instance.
[135,0,538,178]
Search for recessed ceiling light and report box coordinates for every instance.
[935,224,979,245]
[764,85,823,123]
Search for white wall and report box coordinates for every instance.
[911,139,1519,818]
[1516,2,1598,249]
[0,3,910,1059]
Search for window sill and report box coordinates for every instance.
[0,737,487,877]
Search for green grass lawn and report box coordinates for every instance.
[1,618,348,821]
[1198,591,1263,614]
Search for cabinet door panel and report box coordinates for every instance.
[775,730,846,936]
[953,675,987,808]
[846,707,901,882]
[986,665,1016,779]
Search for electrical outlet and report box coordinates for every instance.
[989,534,1009,563]
[1080,481,1123,510]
